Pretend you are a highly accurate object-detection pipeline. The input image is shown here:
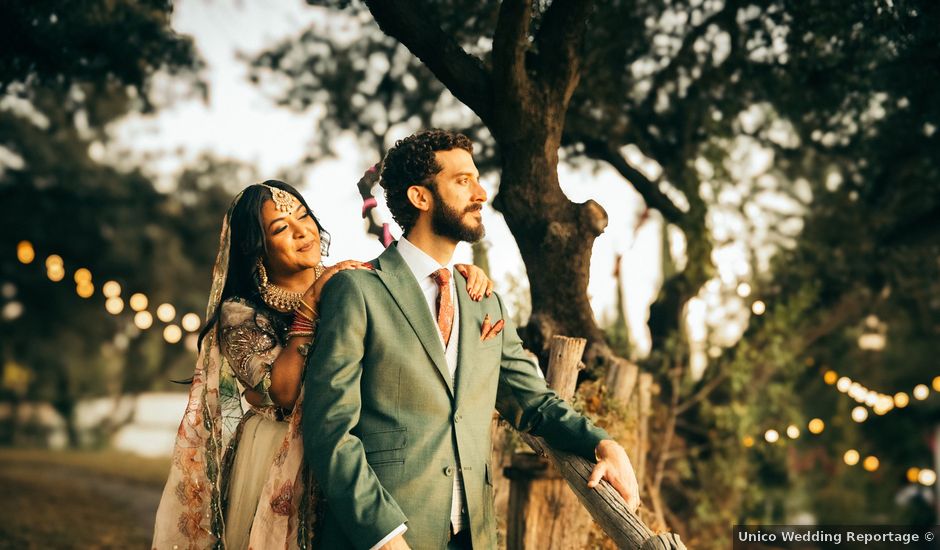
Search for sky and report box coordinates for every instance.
[112,0,669,356]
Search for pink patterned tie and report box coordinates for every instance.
[431,268,454,346]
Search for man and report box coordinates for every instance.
[303,129,639,549]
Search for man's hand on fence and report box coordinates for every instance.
[589,439,641,513]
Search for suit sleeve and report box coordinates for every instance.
[493,293,610,461]
[302,272,408,549]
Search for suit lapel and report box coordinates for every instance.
[374,245,454,398]
[454,267,480,404]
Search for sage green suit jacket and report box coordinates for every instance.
[302,244,609,549]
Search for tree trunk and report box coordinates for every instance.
[493,139,610,367]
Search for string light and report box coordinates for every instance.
[894,392,909,408]
[156,303,176,323]
[823,370,838,385]
[134,311,153,330]
[851,406,868,423]
[907,468,921,483]
[46,255,65,282]
[808,418,825,434]
[74,268,92,284]
[844,450,860,466]
[102,281,121,298]
[913,384,929,401]
[918,469,937,487]
[181,313,201,332]
[76,282,94,299]
[786,425,800,439]
[17,241,35,264]
[129,293,148,312]
[163,324,182,344]
[743,436,755,448]
[105,297,124,315]
[764,429,779,443]
[751,300,766,315]
[862,456,879,472]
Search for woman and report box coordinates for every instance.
[152,180,496,549]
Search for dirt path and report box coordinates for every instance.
[0,450,169,549]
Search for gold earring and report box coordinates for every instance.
[256,258,269,288]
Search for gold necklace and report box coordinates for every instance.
[256,261,324,312]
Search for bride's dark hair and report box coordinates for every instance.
[196,180,330,351]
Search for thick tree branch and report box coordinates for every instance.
[363,0,494,123]
[492,0,533,104]
[533,0,595,107]
[576,134,686,225]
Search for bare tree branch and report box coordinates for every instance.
[576,134,686,225]
[492,0,533,105]
[533,0,596,108]
[364,0,494,123]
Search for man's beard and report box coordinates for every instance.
[430,190,485,243]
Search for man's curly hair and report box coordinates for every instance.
[379,129,473,235]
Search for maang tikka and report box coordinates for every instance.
[260,184,296,213]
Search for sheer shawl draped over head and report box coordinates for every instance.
[152,189,315,550]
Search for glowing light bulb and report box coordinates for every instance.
[73,268,92,283]
[163,324,182,344]
[17,241,35,264]
[918,469,937,486]
[181,313,201,332]
[843,450,860,466]
[894,392,909,408]
[156,303,176,323]
[808,419,825,434]
[76,282,94,298]
[129,293,148,312]
[105,297,124,315]
[134,311,153,330]
[102,281,121,298]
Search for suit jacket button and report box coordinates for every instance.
[444,466,454,476]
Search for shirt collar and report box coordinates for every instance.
[397,236,454,282]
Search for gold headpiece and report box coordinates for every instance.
[260,184,297,213]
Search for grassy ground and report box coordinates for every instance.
[0,448,170,549]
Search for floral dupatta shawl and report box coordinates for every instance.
[152,191,314,549]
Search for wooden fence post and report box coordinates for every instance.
[504,336,593,550]
[501,336,684,549]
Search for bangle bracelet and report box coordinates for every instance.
[287,330,314,340]
[293,308,313,323]
[297,299,317,318]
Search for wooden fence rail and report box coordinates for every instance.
[505,335,685,550]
